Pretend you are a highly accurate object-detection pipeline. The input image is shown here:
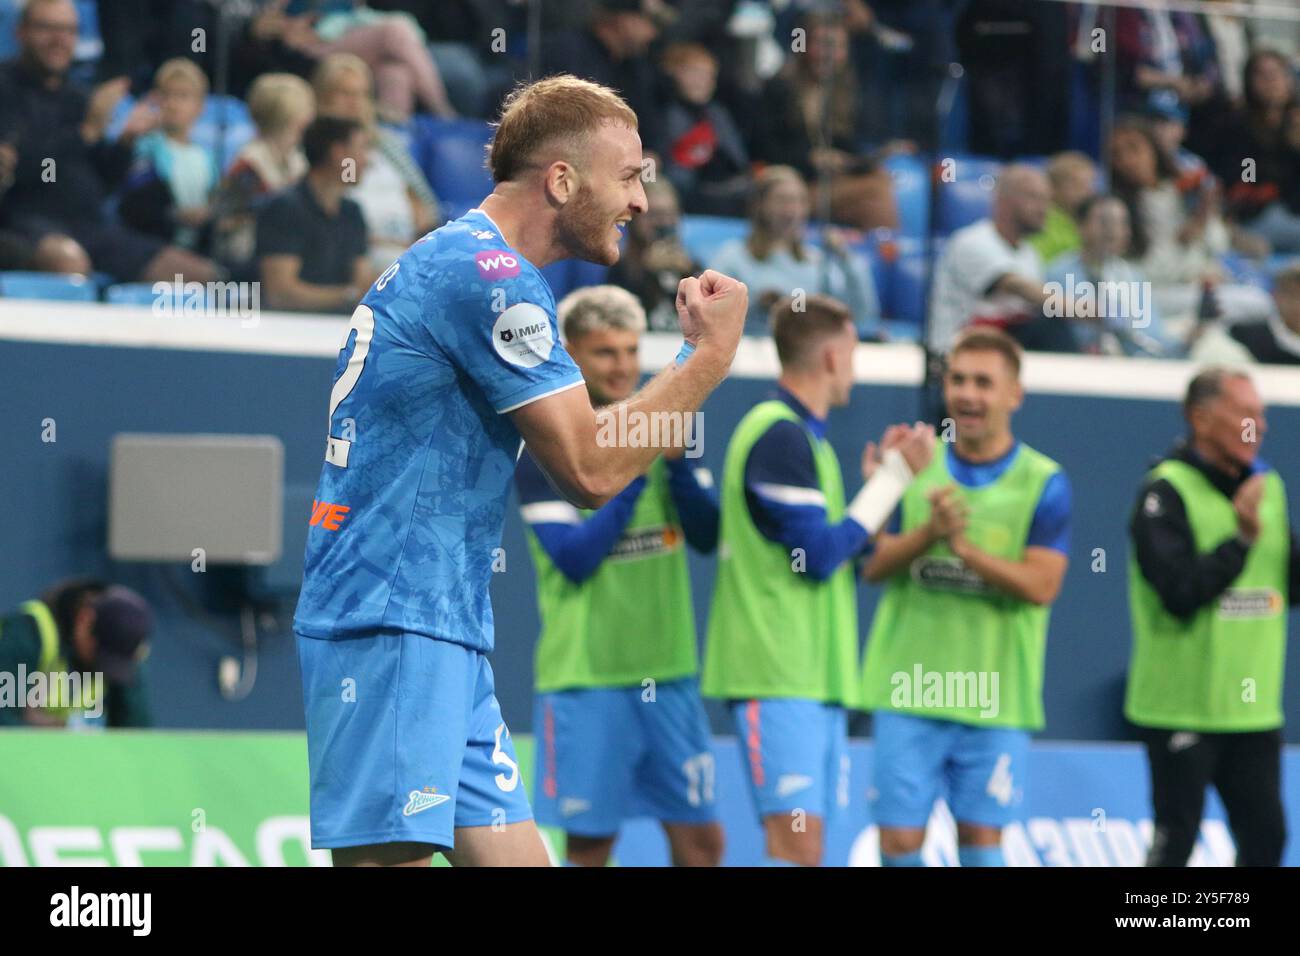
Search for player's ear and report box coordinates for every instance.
[546,161,575,205]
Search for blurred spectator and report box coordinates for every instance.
[1030,151,1098,265]
[654,42,750,217]
[0,579,153,729]
[118,58,220,252]
[231,0,456,123]
[539,0,669,149]
[1200,1,1254,108]
[369,0,517,118]
[1244,1,1300,62]
[256,115,374,312]
[1114,5,1221,118]
[708,165,880,338]
[210,73,316,278]
[94,0,213,91]
[747,10,898,231]
[929,164,1077,353]
[0,0,217,282]
[0,230,91,273]
[955,0,1071,157]
[1045,194,1176,358]
[1147,89,1214,186]
[1210,50,1300,255]
[1222,262,1300,364]
[607,177,700,331]
[312,53,439,271]
[1109,117,1272,330]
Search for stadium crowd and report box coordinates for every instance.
[0,0,1299,363]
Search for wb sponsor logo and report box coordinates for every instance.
[475,250,521,280]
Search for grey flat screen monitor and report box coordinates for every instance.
[108,434,284,564]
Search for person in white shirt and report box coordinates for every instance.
[929,164,1076,352]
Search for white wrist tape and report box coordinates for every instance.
[847,448,914,535]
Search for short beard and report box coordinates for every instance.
[554,185,617,266]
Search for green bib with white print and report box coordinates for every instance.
[860,439,1061,729]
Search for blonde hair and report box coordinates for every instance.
[311,53,376,127]
[153,57,208,95]
[489,74,638,183]
[745,165,808,262]
[559,285,647,342]
[247,73,315,137]
[1046,151,1096,190]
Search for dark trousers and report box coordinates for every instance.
[1140,726,1286,867]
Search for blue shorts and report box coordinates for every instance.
[533,677,717,835]
[296,631,532,850]
[870,710,1030,828]
[729,698,850,820]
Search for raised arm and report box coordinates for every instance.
[511,271,746,508]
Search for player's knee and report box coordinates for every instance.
[765,818,823,867]
[879,827,925,858]
[955,822,1002,846]
[565,833,616,867]
[670,823,725,867]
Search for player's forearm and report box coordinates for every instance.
[265,279,356,312]
[952,541,1059,605]
[577,351,729,505]
[862,525,937,582]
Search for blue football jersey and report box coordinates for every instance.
[293,208,585,651]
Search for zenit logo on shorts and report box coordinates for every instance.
[475,250,521,279]
[403,787,451,816]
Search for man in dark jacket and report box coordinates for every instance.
[1126,367,1299,866]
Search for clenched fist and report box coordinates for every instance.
[676,269,747,363]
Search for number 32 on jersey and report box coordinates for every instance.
[326,303,374,467]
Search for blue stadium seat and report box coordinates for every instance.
[884,154,929,241]
[192,95,255,170]
[936,155,1001,236]
[0,1,20,62]
[104,283,161,305]
[680,214,749,266]
[886,256,927,324]
[0,271,99,302]
[541,259,609,304]
[411,117,495,209]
